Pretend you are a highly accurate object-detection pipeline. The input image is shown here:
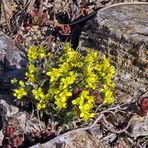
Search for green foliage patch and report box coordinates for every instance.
[11,43,115,122]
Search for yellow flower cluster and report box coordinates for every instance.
[62,43,80,67]
[72,90,94,122]
[54,89,72,110]
[94,55,115,103]
[11,78,17,84]
[95,55,115,87]
[53,72,76,110]
[100,85,114,103]
[32,87,46,110]
[13,81,27,99]
[38,45,46,59]
[46,68,61,83]
[47,70,76,110]
[12,43,115,123]
[84,49,98,64]
[59,71,76,90]
[25,64,35,83]
[27,46,38,62]
[26,45,46,84]
[59,62,69,73]
[82,50,99,90]
[13,87,27,99]
[46,44,79,110]
[27,45,46,62]
[46,44,115,118]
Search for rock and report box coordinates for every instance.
[0,95,45,131]
[88,125,103,139]
[0,95,46,146]
[0,31,26,92]
[79,3,148,101]
[131,115,148,138]
[0,95,19,130]
[0,130,4,146]
[88,125,112,146]
[30,130,107,148]
[0,95,19,146]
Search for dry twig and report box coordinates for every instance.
[101,114,134,134]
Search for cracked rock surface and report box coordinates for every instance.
[0,31,26,92]
[30,130,108,148]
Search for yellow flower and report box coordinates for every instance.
[103,97,114,104]
[76,97,84,106]
[59,62,69,73]
[55,94,67,109]
[63,43,72,52]
[11,78,17,84]
[28,74,35,83]
[60,89,72,97]
[27,46,38,62]
[55,99,66,109]
[37,101,46,110]
[109,82,115,88]
[19,80,25,87]
[85,73,98,89]
[83,65,93,76]
[80,111,94,122]
[72,90,89,106]
[72,90,95,121]
[60,74,76,89]
[54,89,72,109]
[87,96,94,104]
[25,72,35,83]
[12,44,116,123]
[42,103,46,108]
[74,62,83,68]
[81,90,89,98]
[94,63,102,72]
[38,46,46,59]
[46,68,61,82]
[28,64,35,73]
[32,87,45,100]
[37,103,42,110]
[100,85,114,104]
[84,104,92,110]
[48,87,60,95]
[68,71,74,76]
[55,95,67,104]
[84,49,98,65]
[72,100,77,105]
[102,55,110,68]
[67,50,78,62]
[109,66,115,75]
[13,87,27,99]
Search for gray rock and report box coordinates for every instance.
[131,115,148,138]
[30,130,107,148]
[0,95,47,146]
[0,31,26,92]
[0,130,4,146]
[79,3,148,102]
[0,95,19,130]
